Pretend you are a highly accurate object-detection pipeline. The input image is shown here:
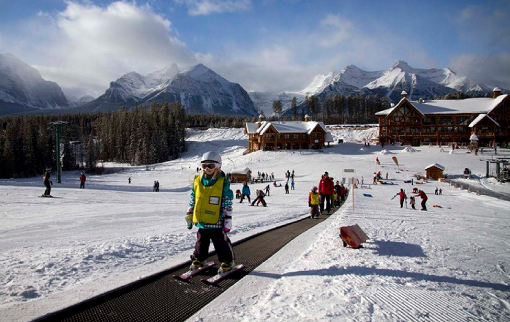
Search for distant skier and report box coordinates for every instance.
[409,196,416,210]
[308,186,320,219]
[43,169,52,196]
[394,189,407,208]
[284,182,289,194]
[415,190,428,211]
[251,189,267,207]
[79,172,86,189]
[239,182,251,203]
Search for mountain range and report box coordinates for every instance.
[0,53,499,117]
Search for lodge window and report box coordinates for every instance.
[303,134,307,139]
[285,134,290,139]
[294,134,299,139]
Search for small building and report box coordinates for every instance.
[425,163,445,180]
[245,115,334,152]
[229,168,251,183]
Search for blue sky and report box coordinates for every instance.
[0,0,509,99]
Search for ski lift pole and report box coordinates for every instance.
[49,121,68,183]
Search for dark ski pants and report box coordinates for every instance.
[252,196,267,206]
[400,199,405,208]
[240,194,250,203]
[44,182,51,196]
[193,228,234,264]
[320,194,332,213]
[421,199,427,211]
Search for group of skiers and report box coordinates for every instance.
[394,187,429,211]
[307,172,348,219]
[42,170,87,197]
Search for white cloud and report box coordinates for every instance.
[174,0,252,16]
[449,53,510,89]
[3,1,197,98]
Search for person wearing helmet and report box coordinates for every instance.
[308,186,320,219]
[185,151,235,274]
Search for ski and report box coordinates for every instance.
[173,261,215,282]
[201,264,244,285]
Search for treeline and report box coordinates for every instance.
[0,102,187,178]
[276,94,391,124]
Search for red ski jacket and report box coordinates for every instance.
[319,176,334,195]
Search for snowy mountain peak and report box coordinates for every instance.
[145,64,180,87]
[392,60,412,71]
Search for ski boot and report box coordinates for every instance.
[218,261,234,274]
[190,259,204,271]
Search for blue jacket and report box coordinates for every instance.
[242,184,250,195]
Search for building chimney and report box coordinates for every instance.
[257,114,265,129]
[304,114,310,122]
[401,90,408,99]
[492,87,502,98]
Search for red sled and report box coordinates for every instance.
[340,224,369,248]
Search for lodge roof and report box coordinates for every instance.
[468,113,500,128]
[245,120,334,142]
[375,94,508,116]
[425,163,445,171]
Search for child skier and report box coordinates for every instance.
[185,151,235,274]
[409,196,416,209]
[308,186,320,219]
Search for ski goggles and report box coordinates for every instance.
[201,163,218,169]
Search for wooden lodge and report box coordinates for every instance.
[229,168,251,183]
[245,115,333,152]
[375,88,510,147]
[425,163,445,180]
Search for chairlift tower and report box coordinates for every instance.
[49,121,68,183]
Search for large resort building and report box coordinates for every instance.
[375,88,510,147]
[245,115,333,151]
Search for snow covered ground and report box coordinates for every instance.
[1,127,509,322]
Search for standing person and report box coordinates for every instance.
[265,184,270,196]
[290,180,295,190]
[185,151,235,274]
[318,171,334,214]
[128,177,131,184]
[239,182,251,203]
[43,169,52,197]
[79,172,86,189]
[284,182,289,194]
[415,190,428,211]
[394,189,407,208]
[340,183,346,202]
[308,186,320,219]
[409,196,416,210]
[334,180,341,206]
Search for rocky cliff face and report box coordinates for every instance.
[0,53,69,114]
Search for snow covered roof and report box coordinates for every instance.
[245,121,329,136]
[375,94,508,116]
[231,168,251,174]
[468,114,500,128]
[425,163,445,171]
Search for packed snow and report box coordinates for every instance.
[1,127,509,322]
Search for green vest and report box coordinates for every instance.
[193,175,224,224]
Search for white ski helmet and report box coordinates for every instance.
[201,151,222,166]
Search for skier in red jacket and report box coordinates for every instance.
[415,190,428,211]
[318,172,334,214]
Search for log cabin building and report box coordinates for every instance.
[375,88,510,147]
[245,115,333,152]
